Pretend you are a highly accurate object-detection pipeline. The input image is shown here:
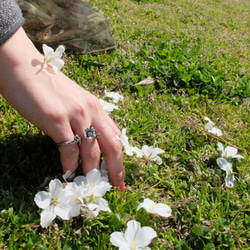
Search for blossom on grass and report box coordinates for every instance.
[110,220,157,250]
[135,145,164,165]
[217,142,244,159]
[204,117,222,136]
[34,179,71,228]
[117,128,141,156]
[104,90,124,103]
[42,44,65,74]
[99,98,119,114]
[137,198,172,218]
[216,157,235,188]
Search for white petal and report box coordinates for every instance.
[125,146,140,156]
[141,145,151,156]
[204,116,211,122]
[34,191,51,209]
[153,156,163,165]
[40,206,56,228]
[49,179,63,195]
[125,220,141,243]
[110,232,130,249]
[232,154,244,159]
[225,146,238,157]
[42,44,53,57]
[62,170,75,182]
[54,45,65,58]
[54,203,71,220]
[225,174,235,188]
[74,176,86,186]
[137,198,155,212]
[84,203,100,218]
[95,198,111,212]
[86,169,101,186]
[51,58,64,74]
[150,148,164,157]
[135,226,157,248]
[216,158,232,176]
[133,147,143,158]
[208,127,222,136]
[93,182,111,197]
[217,142,224,152]
[155,203,172,217]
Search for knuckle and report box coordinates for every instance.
[105,139,123,156]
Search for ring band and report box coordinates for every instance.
[84,125,100,140]
[57,134,81,147]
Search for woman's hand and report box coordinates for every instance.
[0,27,125,186]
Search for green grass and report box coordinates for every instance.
[0,0,249,249]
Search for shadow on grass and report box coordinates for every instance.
[0,133,61,211]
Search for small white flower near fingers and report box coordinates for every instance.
[74,169,112,216]
[42,44,65,74]
[104,90,124,103]
[137,198,172,218]
[99,98,119,114]
[110,220,157,250]
[117,128,140,156]
[217,142,244,159]
[204,117,222,136]
[136,145,165,165]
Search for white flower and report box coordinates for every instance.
[43,44,65,74]
[110,220,157,250]
[99,98,119,114]
[74,169,112,217]
[137,198,172,218]
[104,90,124,103]
[136,145,164,165]
[216,158,235,188]
[62,182,85,218]
[204,117,222,136]
[34,179,71,228]
[118,128,141,156]
[218,142,244,159]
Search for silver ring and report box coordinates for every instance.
[57,134,81,147]
[84,125,100,140]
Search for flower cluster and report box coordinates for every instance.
[204,117,244,188]
[34,169,111,228]
[35,170,172,249]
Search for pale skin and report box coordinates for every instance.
[0,27,125,186]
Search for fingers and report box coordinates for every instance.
[93,119,125,187]
[52,125,80,174]
[59,143,80,174]
[79,136,101,175]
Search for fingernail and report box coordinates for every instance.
[120,181,126,192]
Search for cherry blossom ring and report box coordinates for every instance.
[57,134,81,147]
[84,125,100,140]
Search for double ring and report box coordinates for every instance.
[57,134,81,147]
[84,125,100,140]
[57,125,100,147]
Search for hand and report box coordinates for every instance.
[0,27,125,186]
